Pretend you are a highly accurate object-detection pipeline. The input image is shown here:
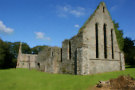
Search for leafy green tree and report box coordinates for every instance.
[113,21,124,51]
[21,42,31,54]
[6,42,20,58]
[133,40,135,46]
[0,39,14,69]
[123,37,135,65]
[7,42,31,58]
[31,45,48,54]
[0,39,5,68]
[123,37,134,53]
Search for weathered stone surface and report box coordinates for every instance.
[16,43,37,69]
[16,2,125,75]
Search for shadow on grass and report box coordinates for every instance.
[126,65,135,68]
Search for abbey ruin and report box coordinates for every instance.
[16,2,125,75]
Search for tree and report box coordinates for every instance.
[31,45,48,54]
[0,38,14,69]
[123,37,135,65]
[113,21,124,51]
[133,40,135,46]
[7,42,31,58]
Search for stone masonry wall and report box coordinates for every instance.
[61,33,83,74]
[80,2,125,75]
[17,54,37,69]
[36,47,61,73]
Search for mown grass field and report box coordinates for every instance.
[0,67,135,90]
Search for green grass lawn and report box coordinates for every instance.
[0,68,135,90]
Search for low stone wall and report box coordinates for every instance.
[88,59,120,74]
[17,54,37,69]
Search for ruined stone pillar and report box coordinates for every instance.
[76,47,89,75]
[120,52,125,70]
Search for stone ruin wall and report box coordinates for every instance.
[36,33,83,75]
[17,54,37,69]
[36,47,61,73]
[60,33,83,74]
[80,3,125,75]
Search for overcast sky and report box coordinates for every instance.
[0,0,134,47]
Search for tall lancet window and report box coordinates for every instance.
[95,23,99,58]
[103,6,105,13]
[104,24,107,58]
[111,29,114,59]
[61,48,62,62]
[69,41,71,59]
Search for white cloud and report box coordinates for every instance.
[35,32,51,41]
[74,24,80,28]
[110,5,118,12]
[70,10,85,17]
[57,5,86,17]
[0,21,14,34]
